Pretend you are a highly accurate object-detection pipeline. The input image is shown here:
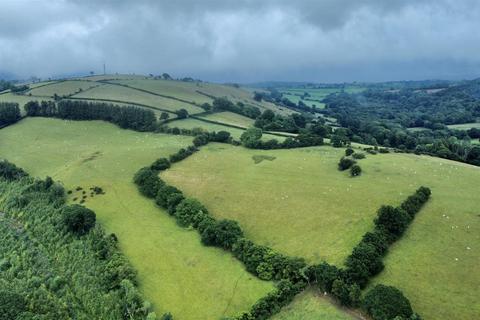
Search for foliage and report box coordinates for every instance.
[62,204,96,235]
[151,158,171,171]
[338,157,356,171]
[212,97,261,119]
[350,164,362,176]
[363,285,414,320]
[134,167,164,198]
[0,102,21,127]
[201,219,243,250]
[0,160,28,181]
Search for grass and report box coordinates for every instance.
[166,118,288,141]
[161,143,480,320]
[199,111,255,128]
[112,79,214,105]
[27,80,100,97]
[72,83,204,114]
[271,289,356,320]
[0,92,53,110]
[0,118,274,320]
[447,122,480,130]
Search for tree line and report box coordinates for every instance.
[0,102,21,127]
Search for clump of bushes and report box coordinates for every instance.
[0,160,28,181]
[345,148,354,156]
[338,157,356,171]
[352,152,366,159]
[150,158,170,171]
[133,167,163,198]
[169,146,198,163]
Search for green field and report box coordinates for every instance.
[0,118,274,320]
[27,80,100,97]
[279,86,364,109]
[161,143,480,320]
[199,111,255,128]
[272,290,356,320]
[447,122,480,130]
[72,83,204,114]
[0,92,53,108]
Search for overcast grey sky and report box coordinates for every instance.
[1,0,480,82]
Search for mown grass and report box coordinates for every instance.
[27,80,100,97]
[199,111,255,128]
[72,83,204,114]
[447,122,480,130]
[271,289,356,320]
[162,143,480,320]
[0,118,274,320]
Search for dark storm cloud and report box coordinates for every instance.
[1,0,480,82]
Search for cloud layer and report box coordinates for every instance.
[1,0,480,82]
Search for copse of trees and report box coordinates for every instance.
[0,162,158,319]
[0,102,21,127]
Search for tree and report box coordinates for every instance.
[253,92,263,101]
[345,148,354,156]
[133,167,163,198]
[174,198,209,227]
[63,204,96,235]
[160,112,170,121]
[193,134,209,147]
[0,290,26,319]
[363,285,413,320]
[350,164,362,176]
[240,127,263,148]
[375,206,411,239]
[176,109,188,119]
[162,73,172,80]
[201,219,244,250]
[151,158,170,171]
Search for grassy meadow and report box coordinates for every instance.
[162,143,480,320]
[272,289,356,320]
[72,83,204,114]
[198,111,255,128]
[0,92,53,109]
[447,122,480,130]
[27,80,100,97]
[0,118,274,320]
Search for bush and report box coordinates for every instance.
[150,158,170,171]
[155,185,182,208]
[309,262,340,292]
[345,243,384,287]
[345,148,354,156]
[63,204,96,235]
[350,164,362,176]
[201,219,243,250]
[363,285,414,320]
[193,134,209,147]
[174,198,209,227]
[352,152,366,159]
[338,157,356,171]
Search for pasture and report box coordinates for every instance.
[198,111,255,128]
[27,80,99,97]
[272,289,355,320]
[278,86,365,109]
[0,118,274,320]
[0,92,53,109]
[72,83,204,114]
[447,122,480,130]
[162,143,480,320]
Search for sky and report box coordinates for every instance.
[1,0,480,83]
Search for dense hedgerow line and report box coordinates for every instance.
[0,160,161,319]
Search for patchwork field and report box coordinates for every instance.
[161,143,480,320]
[278,86,365,109]
[0,118,274,320]
[0,92,53,108]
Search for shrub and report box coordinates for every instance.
[174,198,209,227]
[332,279,360,307]
[63,204,96,235]
[201,219,243,250]
[166,192,185,215]
[345,243,384,287]
[151,158,170,171]
[338,157,356,171]
[155,185,182,208]
[361,230,389,255]
[193,134,209,147]
[345,148,354,156]
[310,262,340,292]
[363,285,413,320]
[350,164,362,176]
[352,152,366,159]
[134,167,163,198]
